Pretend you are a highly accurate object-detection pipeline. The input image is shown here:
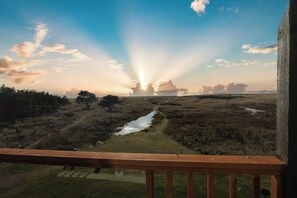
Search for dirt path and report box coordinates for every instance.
[30,109,97,148]
[60,111,93,134]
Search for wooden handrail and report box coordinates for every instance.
[0,148,285,173]
[0,148,286,197]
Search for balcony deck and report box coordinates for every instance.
[0,148,286,198]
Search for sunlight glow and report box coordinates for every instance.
[123,20,230,91]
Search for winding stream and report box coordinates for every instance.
[114,111,157,136]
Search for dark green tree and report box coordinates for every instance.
[75,90,97,108]
[98,95,120,112]
[0,85,69,122]
[60,96,71,105]
[0,85,17,122]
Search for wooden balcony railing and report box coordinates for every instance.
[0,148,286,198]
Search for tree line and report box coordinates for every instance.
[0,86,120,123]
[0,85,70,122]
[76,90,119,112]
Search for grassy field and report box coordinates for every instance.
[0,94,276,197]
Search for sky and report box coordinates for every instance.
[0,0,289,96]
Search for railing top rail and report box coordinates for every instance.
[0,148,286,175]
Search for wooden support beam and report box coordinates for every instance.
[229,174,237,198]
[187,172,194,198]
[166,171,173,198]
[252,175,260,198]
[146,170,154,198]
[207,172,214,198]
[271,175,277,198]
[277,1,297,197]
[271,175,285,198]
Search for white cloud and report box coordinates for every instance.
[263,61,277,66]
[242,44,277,54]
[209,58,258,69]
[34,23,48,46]
[109,60,124,69]
[220,7,240,13]
[40,44,88,61]
[215,58,230,64]
[206,65,218,69]
[227,7,240,13]
[11,41,36,58]
[241,60,258,66]
[11,23,48,58]
[11,23,89,63]
[190,0,210,15]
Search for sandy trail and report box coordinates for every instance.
[60,111,93,134]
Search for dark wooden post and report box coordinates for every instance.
[277,0,297,197]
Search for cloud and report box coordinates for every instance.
[206,65,218,69]
[0,56,44,70]
[242,44,277,54]
[215,58,230,64]
[209,58,258,69]
[34,23,48,46]
[241,60,258,66]
[11,42,36,58]
[226,82,247,93]
[199,82,248,94]
[130,82,155,96]
[11,23,48,58]
[130,80,186,96]
[65,88,80,98]
[190,0,210,15]
[199,85,212,94]
[212,84,225,94]
[11,23,87,62]
[156,80,180,96]
[109,60,124,69]
[40,44,88,61]
[0,56,45,84]
[157,80,177,91]
[227,7,240,13]
[220,6,240,13]
[7,70,41,84]
[179,88,188,95]
[263,61,277,66]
